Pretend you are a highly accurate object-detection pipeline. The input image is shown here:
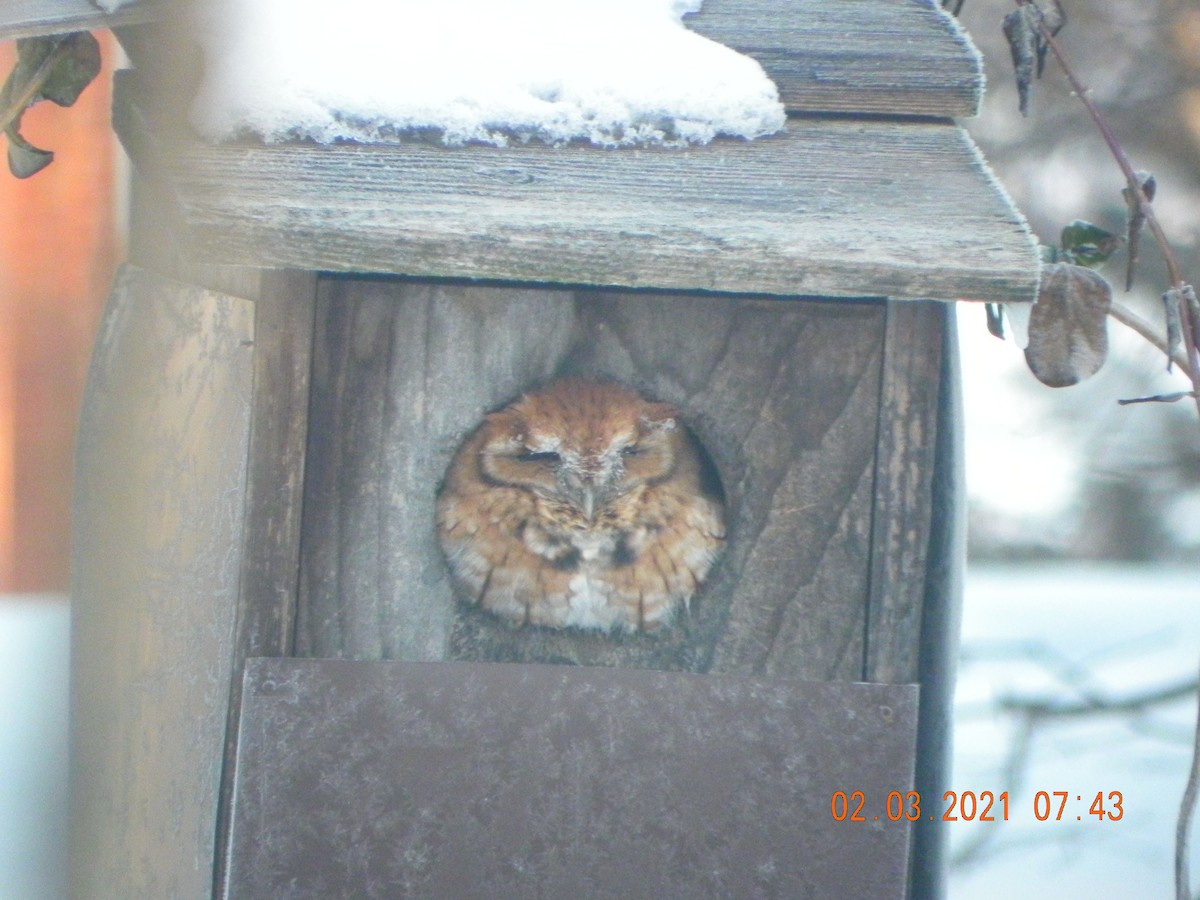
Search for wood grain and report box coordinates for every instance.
[865,301,946,685]
[296,278,579,662]
[688,0,982,117]
[114,78,1037,304]
[85,0,979,117]
[212,269,317,898]
[69,264,253,899]
[296,281,890,679]
[0,0,156,40]
[231,271,317,659]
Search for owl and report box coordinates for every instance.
[436,378,725,633]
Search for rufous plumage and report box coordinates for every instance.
[436,378,725,632]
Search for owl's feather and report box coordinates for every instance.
[436,378,725,632]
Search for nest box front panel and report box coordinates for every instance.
[297,278,885,678]
[226,658,918,899]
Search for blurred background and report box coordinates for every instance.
[1,3,1198,897]
[0,32,120,900]
[948,1,1200,896]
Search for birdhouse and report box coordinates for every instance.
[4,0,1039,897]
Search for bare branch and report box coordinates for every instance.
[1015,0,1200,419]
[950,716,1035,869]
[1108,300,1194,377]
[998,677,1199,719]
[1178,656,1200,900]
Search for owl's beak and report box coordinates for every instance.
[580,485,597,522]
[563,471,610,523]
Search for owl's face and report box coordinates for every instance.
[437,377,725,632]
[478,380,678,523]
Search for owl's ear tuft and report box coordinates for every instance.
[484,408,519,433]
[481,410,529,452]
[639,402,678,431]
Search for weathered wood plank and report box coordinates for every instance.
[909,301,964,900]
[297,281,887,680]
[231,271,317,660]
[0,0,156,40]
[97,0,980,118]
[296,279,579,662]
[69,263,254,899]
[212,269,317,898]
[864,301,946,685]
[688,0,982,117]
[114,79,1037,304]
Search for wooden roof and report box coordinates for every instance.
[3,0,1039,303]
[0,0,156,39]
[2,0,981,116]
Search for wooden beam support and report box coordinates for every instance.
[213,269,318,898]
[864,300,947,684]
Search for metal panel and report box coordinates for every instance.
[227,658,919,899]
[70,264,254,899]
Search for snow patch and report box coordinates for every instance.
[187,0,786,147]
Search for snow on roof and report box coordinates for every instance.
[182,0,786,147]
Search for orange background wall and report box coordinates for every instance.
[0,32,121,592]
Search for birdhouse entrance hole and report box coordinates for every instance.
[297,279,896,677]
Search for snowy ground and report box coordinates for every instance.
[949,564,1200,899]
[2,566,1197,898]
[0,597,68,900]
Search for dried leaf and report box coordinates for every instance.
[1003,7,1039,116]
[1002,1,1066,116]
[985,303,1005,339]
[1,32,101,178]
[5,128,54,178]
[1122,172,1155,290]
[1118,391,1198,406]
[1060,219,1121,268]
[1183,284,1200,348]
[16,33,101,107]
[1163,288,1183,372]
[1024,262,1112,387]
[1037,0,1066,77]
[1003,0,1070,116]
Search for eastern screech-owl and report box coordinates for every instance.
[436,378,725,632]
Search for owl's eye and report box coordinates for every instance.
[620,445,642,458]
[516,450,561,464]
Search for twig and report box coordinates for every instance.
[1009,12,1200,888]
[998,677,1199,719]
[1109,300,1194,378]
[0,37,72,135]
[1017,0,1200,421]
[1178,656,1200,900]
[950,716,1034,869]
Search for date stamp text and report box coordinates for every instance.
[830,789,1124,822]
